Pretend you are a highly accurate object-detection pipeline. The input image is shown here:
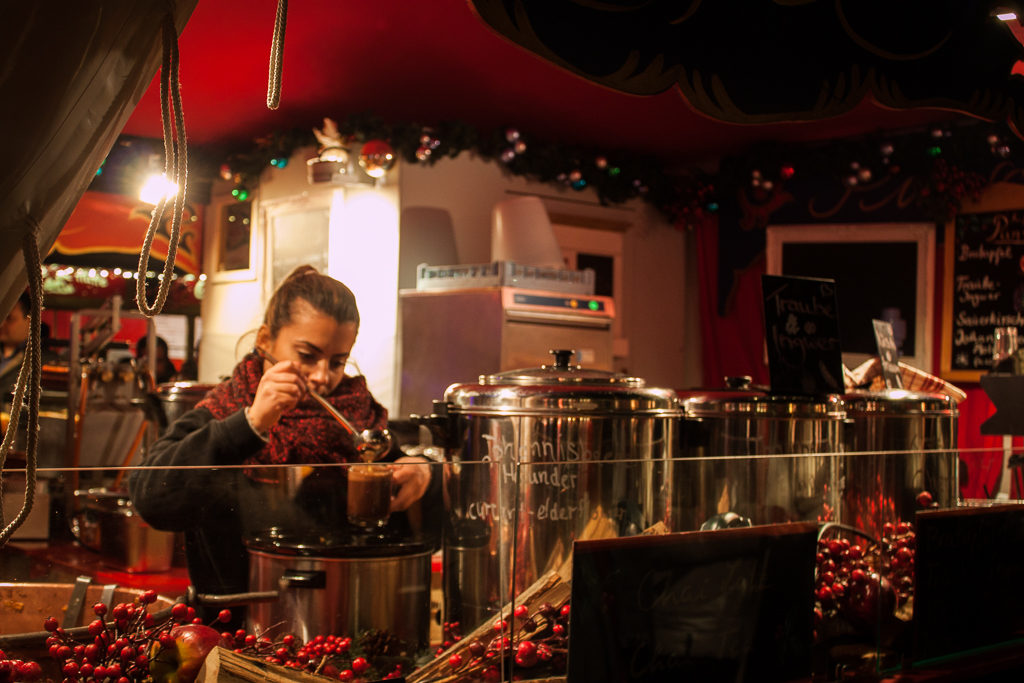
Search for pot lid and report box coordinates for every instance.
[245,526,431,558]
[482,349,642,387]
[155,381,216,401]
[841,388,958,415]
[679,376,845,418]
[445,349,680,415]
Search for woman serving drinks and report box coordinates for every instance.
[128,266,434,613]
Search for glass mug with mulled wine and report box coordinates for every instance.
[346,463,393,529]
[991,326,1023,373]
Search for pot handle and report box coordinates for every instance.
[186,586,280,606]
[410,400,454,450]
[280,569,326,590]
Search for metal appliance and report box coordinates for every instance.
[246,529,432,648]
[840,389,958,539]
[399,285,614,418]
[676,377,846,530]
[420,349,680,629]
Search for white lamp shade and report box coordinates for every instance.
[490,196,563,268]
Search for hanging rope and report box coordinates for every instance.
[137,12,188,317]
[267,0,288,109]
[0,222,44,545]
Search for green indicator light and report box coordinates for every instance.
[588,300,599,311]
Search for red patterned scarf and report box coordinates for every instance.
[196,352,388,465]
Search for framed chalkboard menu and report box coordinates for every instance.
[941,182,1024,381]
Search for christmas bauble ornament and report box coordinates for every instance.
[569,169,582,182]
[595,156,608,169]
[505,127,521,143]
[219,164,233,181]
[513,140,527,154]
[358,140,395,178]
[500,148,516,163]
[415,146,432,162]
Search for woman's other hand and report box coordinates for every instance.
[390,456,432,512]
[248,360,305,432]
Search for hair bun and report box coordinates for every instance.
[283,265,320,281]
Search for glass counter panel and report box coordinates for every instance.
[1,446,1021,681]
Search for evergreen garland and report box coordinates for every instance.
[214,113,1023,228]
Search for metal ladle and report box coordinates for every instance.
[254,347,392,462]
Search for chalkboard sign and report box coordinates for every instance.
[913,504,1024,663]
[762,274,844,396]
[941,183,1024,381]
[567,523,817,683]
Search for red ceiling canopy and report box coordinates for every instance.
[120,0,971,163]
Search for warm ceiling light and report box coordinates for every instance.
[139,173,179,204]
[997,12,1017,21]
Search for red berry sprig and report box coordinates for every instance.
[39,590,229,683]
[0,650,43,683]
[881,520,917,607]
[218,630,403,681]
[436,600,570,679]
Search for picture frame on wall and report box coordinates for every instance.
[209,197,258,283]
[766,223,935,373]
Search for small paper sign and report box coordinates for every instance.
[872,319,903,389]
[762,274,844,396]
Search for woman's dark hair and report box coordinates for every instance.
[264,265,359,338]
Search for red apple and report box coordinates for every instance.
[149,624,224,683]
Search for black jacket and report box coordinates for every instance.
[127,406,441,613]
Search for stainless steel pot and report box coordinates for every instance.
[840,389,958,539]
[246,529,431,648]
[154,381,215,430]
[70,488,175,573]
[426,349,681,628]
[677,377,845,530]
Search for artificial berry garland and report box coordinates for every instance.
[13,590,403,683]
[430,601,571,681]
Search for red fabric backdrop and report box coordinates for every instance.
[693,216,1017,500]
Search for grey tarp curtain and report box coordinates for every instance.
[0,0,197,317]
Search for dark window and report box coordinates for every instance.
[576,253,614,297]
